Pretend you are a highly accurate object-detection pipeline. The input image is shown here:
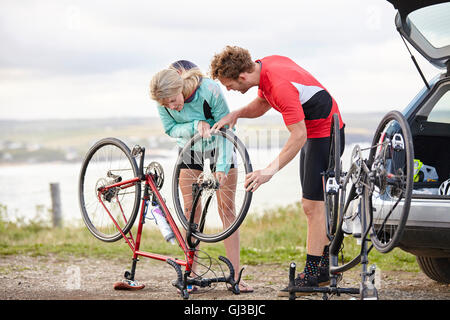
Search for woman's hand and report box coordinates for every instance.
[197,120,211,138]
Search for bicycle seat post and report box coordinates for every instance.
[138,147,146,180]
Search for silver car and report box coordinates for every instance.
[387,0,450,283]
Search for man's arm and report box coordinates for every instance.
[211,96,271,131]
[245,120,307,191]
[266,120,307,175]
[236,96,272,119]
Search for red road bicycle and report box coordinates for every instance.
[78,128,253,299]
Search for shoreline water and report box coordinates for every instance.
[0,143,369,225]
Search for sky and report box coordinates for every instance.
[0,0,444,120]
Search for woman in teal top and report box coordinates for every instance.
[149,61,253,293]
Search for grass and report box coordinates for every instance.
[0,202,419,272]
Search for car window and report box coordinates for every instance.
[407,3,450,49]
[427,90,450,124]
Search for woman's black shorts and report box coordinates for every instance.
[299,127,345,201]
[178,148,236,172]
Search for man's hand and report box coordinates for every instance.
[197,120,211,138]
[244,168,275,192]
[211,111,239,132]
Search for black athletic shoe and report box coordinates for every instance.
[317,266,344,287]
[317,266,330,286]
[278,273,320,297]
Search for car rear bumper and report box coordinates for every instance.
[399,197,450,257]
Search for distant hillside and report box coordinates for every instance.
[0,112,385,164]
[238,111,384,145]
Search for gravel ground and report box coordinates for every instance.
[0,254,449,301]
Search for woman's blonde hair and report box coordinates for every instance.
[150,66,203,104]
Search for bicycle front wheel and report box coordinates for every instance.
[365,111,414,253]
[172,128,253,243]
[78,138,141,242]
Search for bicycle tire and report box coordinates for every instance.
[172,128,252,243]
[78,137,141,242]
[365,111,414,253]
[324,113,341,240]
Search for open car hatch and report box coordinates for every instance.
[388,0,450,70]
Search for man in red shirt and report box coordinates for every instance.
[210,46,345,294]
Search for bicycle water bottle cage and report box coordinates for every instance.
[392,133,405,152]
[326,177,339,194]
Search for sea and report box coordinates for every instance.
[0,143,368,226]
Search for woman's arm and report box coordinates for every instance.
[157,106,196,139]
[208,81,230,123]
[206,81,234,175]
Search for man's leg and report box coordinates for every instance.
[282,198,329,292]
[301,198,328,256]
[278,197,329,296]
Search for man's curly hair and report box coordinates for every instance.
[209,46,255,80]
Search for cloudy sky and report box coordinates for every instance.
[0,0,443,120]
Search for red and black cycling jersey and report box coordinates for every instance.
[257,55,344,138]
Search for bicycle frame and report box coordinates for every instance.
[95,147,242,298]
[98,171,195,268]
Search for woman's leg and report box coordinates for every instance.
[216,168,253,292]
[179,168,202,277]
[216,168,238,274]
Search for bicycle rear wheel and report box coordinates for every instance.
[324,113,342,240]
[172,128,252,243]
[78,138,141,242]
[365,111,414,253]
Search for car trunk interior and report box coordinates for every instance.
[410,115,450,198]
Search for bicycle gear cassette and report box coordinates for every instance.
[146,161,164,190]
